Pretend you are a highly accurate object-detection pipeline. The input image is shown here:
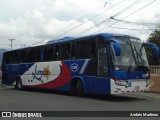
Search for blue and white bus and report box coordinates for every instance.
[2,33,159,96]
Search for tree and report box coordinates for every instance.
[145,29,160,65]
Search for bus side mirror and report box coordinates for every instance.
[143,42,159,59]
[109,39,121,56]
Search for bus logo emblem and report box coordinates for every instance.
[70,63,79,72]
[32,65,51,81]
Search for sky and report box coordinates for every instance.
[0,0,160,49]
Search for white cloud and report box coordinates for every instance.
[0,0,160,49]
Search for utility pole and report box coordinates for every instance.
[8,39,15,49]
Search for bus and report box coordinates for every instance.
[2,33,159,96]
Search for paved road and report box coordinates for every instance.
[0,84,160,120]
[0,85,160,111]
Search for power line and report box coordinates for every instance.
[54,0,128,39]
[74,0,141,37]
[110,0,141,18]
[53,1,108,39]
[110,18,160,26]
[109,0,157,27]
[94,0,157,33]
[110,26,160,31]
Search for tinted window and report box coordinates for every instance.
[33,47,41,62]
[3,37,97,64]
[25,47,41,63]
[19,49,26,63]
[4,50,19,64]
[73,38,96,59]
[55,43,71,60]
[4,52,10,64]
[43,45,54,61]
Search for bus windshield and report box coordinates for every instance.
[110,37,149,70]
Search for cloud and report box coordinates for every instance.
[0,0,160,49]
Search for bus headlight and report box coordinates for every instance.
[113,79,127,86]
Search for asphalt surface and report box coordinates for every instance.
[0,81,160,120]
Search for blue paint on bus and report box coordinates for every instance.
[2,33,159,95]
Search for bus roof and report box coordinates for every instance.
[4,33,140,52]
[47,33,140,44]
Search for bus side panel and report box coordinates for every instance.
[2,63,33,85]
[21,59,90,90]
[22,61,72,89]
[83,76,111,95]
[2,64,15,85]
[64,59,91,75]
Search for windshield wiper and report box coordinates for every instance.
[134,66,150,73]
[111,47,115,62]
[133,45,141,64]
[127,38,138,66]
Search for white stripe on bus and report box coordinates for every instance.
[79,59,90,74]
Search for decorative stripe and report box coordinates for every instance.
[79,59,90,74]
[24,61,71,89]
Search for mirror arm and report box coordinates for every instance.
[143,42,159,59]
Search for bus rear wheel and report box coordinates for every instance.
[77,80,84,97]
[70,80,77,96]
[16,78,23,90]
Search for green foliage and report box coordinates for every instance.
[145,29,160,65]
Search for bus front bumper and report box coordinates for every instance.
[110,79,150,94]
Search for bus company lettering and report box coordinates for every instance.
[32,65,51,81]
[70,63,79,72]
[11,112,42,117]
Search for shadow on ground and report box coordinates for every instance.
[1,86,146,102]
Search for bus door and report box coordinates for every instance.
[91,47,110,94]
[98,48,108,76]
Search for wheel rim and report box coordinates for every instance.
[17,79,22,89]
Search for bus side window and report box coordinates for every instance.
[34,47,41,62]
[55,44,59,61]
[77,39,96,59]
[7,52,12,64]
[55,43,71,61]
[43,45,54,61]
[71,42,76,59]
[71,38,96,60]
[91,40,96,57]
[19,50,26,63]
[8,51,19,64]
[25,47,41,63]
[4,52,9,64]
[4,52,11,64]
[61,43,71,60]
[26,49,32,63]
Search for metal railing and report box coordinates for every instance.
[150,65,160,75]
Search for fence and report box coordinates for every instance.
[150,65,160,75]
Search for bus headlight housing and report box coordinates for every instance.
[113,79,127,86]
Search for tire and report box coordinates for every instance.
[77,80,84,97]
[16,78,23,90]
[70,81,77,96]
